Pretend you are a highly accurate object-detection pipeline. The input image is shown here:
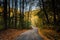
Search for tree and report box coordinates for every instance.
[15,0,18,28]
[19,0,25,29]
[7,0,10,28]
[3,0,8,29]
[41,0,49,23]
[51,0,56,24]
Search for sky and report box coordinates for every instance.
[0,0,40,12]
[10,0,39,12]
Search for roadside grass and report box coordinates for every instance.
[0,25,4,30]
[0,29,27,40]
[38,25,60,40]
[38,28,50,40]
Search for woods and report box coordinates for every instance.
[0,0,32,30]
[36,0,60,31]
[0,0,60,33]
[0,0,60,40]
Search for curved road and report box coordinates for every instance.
[15,26,43,40]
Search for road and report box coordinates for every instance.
[15,26,43,40]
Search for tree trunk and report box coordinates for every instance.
[19,0,25,29]
[41,0,49,23]
[3,0,8,29]
[15,0,17,28]
[21,0,25,28]
[7,0,10,28]
[52,0,56,24]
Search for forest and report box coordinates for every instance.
[0,0,60,40]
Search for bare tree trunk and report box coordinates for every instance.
[52,0,56,24]
[3,0,8,29]
[19,0,21,29]
[12,0,14,27]
[41,0,49,23]
[21,0,25,28]
[28,0,32,22]
[19,0,25,29]
[15,0,17,28]
[7,0,10,28]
